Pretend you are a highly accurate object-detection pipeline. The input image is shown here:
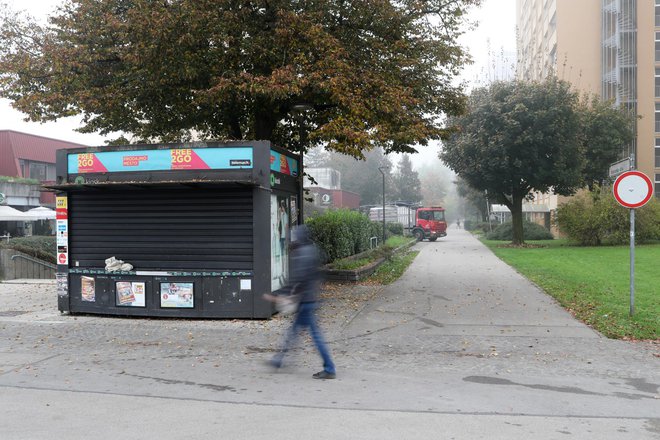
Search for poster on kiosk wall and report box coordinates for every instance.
[116,282,146,307]
[160,282,194,308]
[271,195,290,291]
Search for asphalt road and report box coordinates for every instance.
[0,227,658,439]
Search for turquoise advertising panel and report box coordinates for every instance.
[68,147,253,174]
[270,150,298,177]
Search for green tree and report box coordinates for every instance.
[392,154,422,203]
[0,0,478,157]
[580,96,635,189]
[454,177,488,221]
[441,78,585,245]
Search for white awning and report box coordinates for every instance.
[26,206,56,220]
[0,206,32,221]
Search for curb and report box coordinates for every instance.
[321,238,417,283]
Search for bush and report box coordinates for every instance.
[464,220,490,232]
[598,193,660,244]
[555,191,600,245]
[369,221,383,243]
[387,222,404,236]
[486,220,553,241]
[557,189,660,245]
[463,219,475,231]
[0,236,56,264]
[306,209,376,263]
[474,222,492,233]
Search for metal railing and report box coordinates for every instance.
[10,254,56,280]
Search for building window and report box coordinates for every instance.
[28,162,47,181]
[656,139,660,167]
[657,0,660,27]
[22,160,56,181]
[656,174,660,198]
[656,69,660,98]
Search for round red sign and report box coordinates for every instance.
[58,253,67,264]
[613,171,653,209]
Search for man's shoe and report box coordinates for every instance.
[312,370,336,379]
[266,358,283,370]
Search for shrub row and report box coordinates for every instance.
[0,236,56,264]
[485,220,554,240]
[556,190,660,245]
[387,222,403,236]
[465,220,492,233]
[306,210,384,263]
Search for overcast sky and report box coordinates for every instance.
[0,0,517,151]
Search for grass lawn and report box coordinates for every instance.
[483,239,659,340]
[368,250,419,285]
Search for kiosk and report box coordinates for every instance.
[49,141,301,319]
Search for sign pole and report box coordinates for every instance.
[612,170,652,318]
[629,208,635,316]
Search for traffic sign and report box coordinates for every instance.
[613,171,653,209]
[609,157,631,177]
[612,170,653,317]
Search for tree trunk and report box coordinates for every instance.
[510,194,524,246]
[254,109,277,141]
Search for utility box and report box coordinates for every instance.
[48,141,301,319]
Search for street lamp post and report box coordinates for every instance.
[378,166,389,246]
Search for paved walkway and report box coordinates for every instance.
[0,227,658,439]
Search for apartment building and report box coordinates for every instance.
[516,0,658,208]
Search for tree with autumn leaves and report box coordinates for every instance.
[0,0,479,158]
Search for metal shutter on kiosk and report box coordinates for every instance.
[68,188,253,271]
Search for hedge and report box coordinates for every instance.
[306,210,386,263]
[485,220,554,241]
[556,189,660,245]
[0,236,56,264]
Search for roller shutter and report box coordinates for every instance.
[68,188,253,271]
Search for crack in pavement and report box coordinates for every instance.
[463,376,658,400]
[121,372,237,393]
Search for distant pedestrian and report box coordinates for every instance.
[456,219,461,229]
[264,225,336,379]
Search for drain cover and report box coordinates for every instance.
[0,311,28,317]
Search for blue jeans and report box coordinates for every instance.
[273,302,335,374]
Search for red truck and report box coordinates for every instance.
[411,207,447,241]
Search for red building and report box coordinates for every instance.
[310,187,361,210]
[304,167,360,210]
[0,130,89,206]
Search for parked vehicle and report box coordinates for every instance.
[411,207,447,241]
[368,206,398,223]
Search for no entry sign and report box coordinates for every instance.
[611,170,653,317]
[613,171,653,209]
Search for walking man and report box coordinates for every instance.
[266,225,336,379]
